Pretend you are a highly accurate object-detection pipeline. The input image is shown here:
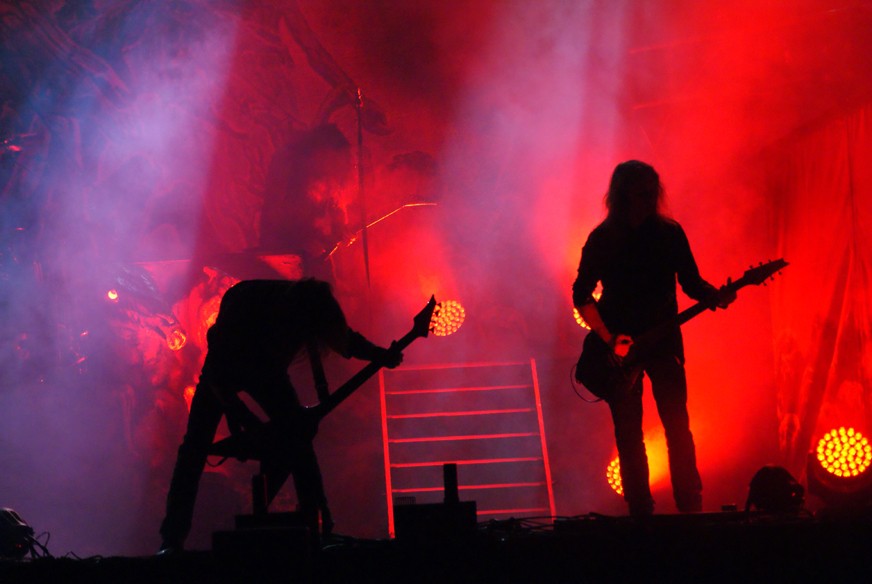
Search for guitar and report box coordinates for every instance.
[308,295,437,421]
[574,259,788,401]
[209,295,457,460]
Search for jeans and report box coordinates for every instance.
[607,354,702,515]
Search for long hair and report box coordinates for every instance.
[604,160,664,224]
[291,278,348,354]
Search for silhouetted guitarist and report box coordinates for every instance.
[572,160,735,517]
[158,279,402,554]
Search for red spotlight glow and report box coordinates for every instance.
[607,456,623,496]
[430,300,465,337]
[166,328,187,351]
[604,435,669,498]
[815,427,872,478]
[107,289,119,302]
[204,309,219,331]
[183,385,196,411]
[573,289,601,329]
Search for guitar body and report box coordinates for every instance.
[575,332,640,401]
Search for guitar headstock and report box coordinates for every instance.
[411,296,438,340]
[740,258,789,286]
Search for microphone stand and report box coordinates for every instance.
[356,88,372,289]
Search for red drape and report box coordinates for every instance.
[769,106,872,477]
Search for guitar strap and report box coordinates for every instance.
[307,341,330,403]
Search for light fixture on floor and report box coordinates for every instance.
[745,465,804,513]
[0,508,36,560]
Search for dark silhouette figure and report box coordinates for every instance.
[572,160,734,516]
[260,124,353,281]
[158,279,402,553]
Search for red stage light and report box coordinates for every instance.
[430,300,465,337]
[815,427,872,478]
[607,456,623,496]
[573,289,602,329]
[807,427,872,511]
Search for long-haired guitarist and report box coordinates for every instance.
[572,160,735,517]
[158,279,402,554]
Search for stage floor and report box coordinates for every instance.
[2,511,870,583]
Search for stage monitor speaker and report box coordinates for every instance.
[213,512,311,568]
[393,501,477,543]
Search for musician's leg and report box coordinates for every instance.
[290,440,332,536]
[255,433,329,540]
[247,377,298,508]
[648,356,702,512]
[607,372,653,517]
[159,377,224,551]
[249,377,329,535]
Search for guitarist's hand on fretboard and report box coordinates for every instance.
[374,341,404,369]
[715,277,738,309]
[704,278,738,311]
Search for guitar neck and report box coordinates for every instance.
[315,326,422,420]
[675,300,712,327]
[680,276,752,325]
[315,361,381,420]
[636,278,748,350]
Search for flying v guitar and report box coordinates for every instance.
[208,295,462,460]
